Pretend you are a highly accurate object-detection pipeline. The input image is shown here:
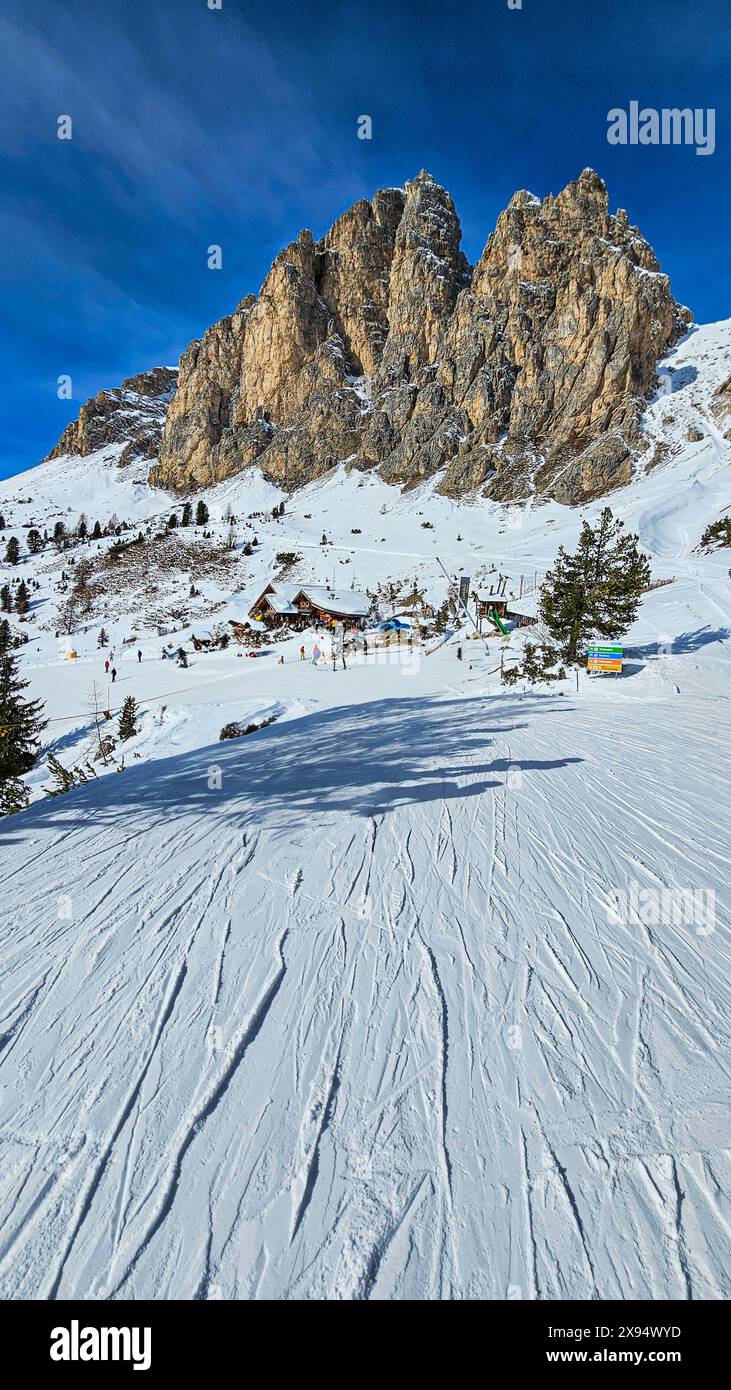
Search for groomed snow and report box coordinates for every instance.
[0,319,730,1300]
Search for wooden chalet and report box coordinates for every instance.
[247,582,370,631]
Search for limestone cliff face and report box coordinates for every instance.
[46,367,177,468]
[712,374,731,438]
[133,172,693,503]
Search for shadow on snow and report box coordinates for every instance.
[2,692,582,845]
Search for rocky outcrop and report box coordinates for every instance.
[712,374,731,438]
[45,367,177,467]
[114,172,692,504]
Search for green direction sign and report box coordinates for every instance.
[587,644,622,658]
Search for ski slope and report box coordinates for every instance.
[0,319,730,1300]
[1,620,730,1301]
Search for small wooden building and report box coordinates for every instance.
[474,590,509,630]
[504,595,539,628]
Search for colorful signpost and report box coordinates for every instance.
[587,643,623,674]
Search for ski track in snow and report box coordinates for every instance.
[0,687,729,1300]
[1,317,731,1300]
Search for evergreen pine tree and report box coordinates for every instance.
[44,753,97,797]
[0,773,30,816]
[0,584,10,612]
[539,507,650,665]
[700,517,731,550]
[15,581,29,616]
[44,753,75,796]
[167,512,178,529]
[5,536,20,565]
[97,627,109,648]
[195,500,209,525]
[52,520,66,550]
[0,650,46,785]
[502,641,566,687]
[117,695,139,741]
[27,528,42,553]
[181,502,192,526]
[0,618,11,654]
[92,520,102,540]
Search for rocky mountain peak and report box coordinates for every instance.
[47,170,690,506]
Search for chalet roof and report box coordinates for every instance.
[268,581,303,602]
[475,590,507,604]
[505,594,539,618]
[247,581,369,619]
[266,592,299,614]
[299,586,370,617]
[248,579,302,614]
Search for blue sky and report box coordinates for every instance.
[1,0,729,479]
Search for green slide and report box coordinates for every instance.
[488,608,510,636]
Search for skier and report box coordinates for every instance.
[312,644,322,665]
[299,645,305,661]
[363,637,368,656]
[137,648,142,663]
[111,667,117,683]
[457,645,463,661]
[104,659,110,674]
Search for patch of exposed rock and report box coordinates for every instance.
[712,374,731,438]
[45,367,177,468]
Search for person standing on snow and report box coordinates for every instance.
[111,667,117,683]
[457,645,463,661]
[137,648,142,663]
[104,659,110,674]
[299,645,305,661]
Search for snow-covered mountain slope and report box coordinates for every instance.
[3,320,731,593]
[0,319,730,1301]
